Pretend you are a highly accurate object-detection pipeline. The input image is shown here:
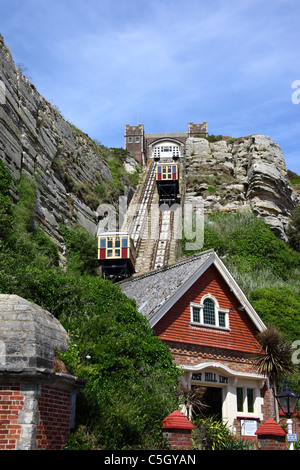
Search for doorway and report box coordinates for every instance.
[201,387,223,420]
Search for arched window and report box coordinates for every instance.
[203,298,215,325]
[190,294,230,330]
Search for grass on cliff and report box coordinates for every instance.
[63,126,141,208]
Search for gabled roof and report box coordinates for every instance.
[119,250,266,332]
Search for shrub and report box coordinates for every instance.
[0,159,13,241]
[184,212,300,281]
[60,224,98,275]
[249,288,300,343]
[287,206,300,252]
[59,277,181,450]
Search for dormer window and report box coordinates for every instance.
[190,294,230,330]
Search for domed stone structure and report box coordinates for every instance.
[0,294,84,450]
[0,294,69,371]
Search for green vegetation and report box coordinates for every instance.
[186,169,236,201]
[59,224,98,276]
[62,126,140,209]
[51,135,140,211]
[0,160,181,450]
[287,169,300,187]
[192,415,256,450]
[287,205,300,253]
[194,134,224,143]
[0,158,13,241]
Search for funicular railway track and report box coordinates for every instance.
[128,162,156,250]
[98,158,182,279]
[124,160,181,274]
[151,208,174,271]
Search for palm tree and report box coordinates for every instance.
[177,383,208,420]
[253,326,297,421]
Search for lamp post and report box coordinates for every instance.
[275,380,299,450]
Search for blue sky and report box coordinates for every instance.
[1,0,300,172]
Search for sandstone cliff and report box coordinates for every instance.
[0,35,137,250]
[185,135,298,240]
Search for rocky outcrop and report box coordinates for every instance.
[0,35,136,249]
[185,135,298,240]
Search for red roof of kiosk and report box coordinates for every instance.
[162,411,194,430]
[255,418,286,436]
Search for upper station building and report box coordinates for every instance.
[124,122,208,165]
[120,249,275,439]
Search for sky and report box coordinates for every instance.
[0,0,300,172]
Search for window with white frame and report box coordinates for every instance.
[190,294,230,329]
[236,387,255,413]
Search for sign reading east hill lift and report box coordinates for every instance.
[192,371,228,384]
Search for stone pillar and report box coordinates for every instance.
[162,410,194,450]
[255,418,287,450]
[17,383,41,450]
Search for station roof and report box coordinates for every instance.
[119,250,266,331]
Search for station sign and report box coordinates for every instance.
[191,371,228,384]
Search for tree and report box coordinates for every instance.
[59,277,182,449]
[253,326,297,420]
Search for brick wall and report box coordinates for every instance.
[188,121,208,136]
[124,124,144,163]
[162,411,194,450]
[0,383,23,450]
[0,381,76,450]
[162,429,192,450]
[258,435,287,450]
[255,418,287,450]
[36,385,73,450]
[165,340,257,373]
[154,265,262,355]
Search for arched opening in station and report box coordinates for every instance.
[150,139,183,160]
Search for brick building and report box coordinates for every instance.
[120,250,275,438]
[0,295,84,450]
[124,122,208,165]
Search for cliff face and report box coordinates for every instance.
[185,135,298,240]
[0,35,137,249]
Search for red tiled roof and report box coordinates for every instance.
[255,418,286,436]
[162,410,194,430]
